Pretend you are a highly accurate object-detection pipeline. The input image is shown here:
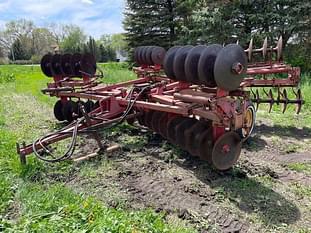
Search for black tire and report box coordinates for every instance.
[53,100,65,121]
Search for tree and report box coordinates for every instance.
[60,25,86,53]
[98,44,116,62]
[9,38,31,60]
[83,36,100,60]
[180,0,311,48]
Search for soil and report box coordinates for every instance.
[65,121,311,232]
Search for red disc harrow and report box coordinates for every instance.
[17,37,304,170]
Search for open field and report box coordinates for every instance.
[0,64,311,232]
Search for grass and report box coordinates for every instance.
[0,63,310,232]
[0,64,194,232]
[287,163,311,175]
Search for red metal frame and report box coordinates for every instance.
[17,58,303,163]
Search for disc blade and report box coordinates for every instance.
[81,53,97,76]
[185,120,211,157]
[71,53,82,77]
[40,54,53,77]
[173,46,193,82]
[214,44,247,91]
[211,131,242,170]
[175,118,197,150]
[60,54,73,76]
[185,45,207,84]
[167,116,184,143]
[157,112,169,138]
[198,44,222,87]
[51,54,63,76]
[164,46,181,79]
[134,47,141,65]
[151,46,166,65]
[198,126,213,162]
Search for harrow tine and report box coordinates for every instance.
[295,89,303,114]
[255,89,260,111]
[268,89,274,113]
[282,89,288,113]
[247,38,253,62]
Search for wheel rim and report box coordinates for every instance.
[241,105,255,139]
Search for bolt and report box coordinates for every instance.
[232,62,244,75]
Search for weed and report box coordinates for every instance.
[287,163,311,175]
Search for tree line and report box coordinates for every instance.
[124,0,311,71]
[0,19,127,64]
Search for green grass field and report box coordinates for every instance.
[0,64,193,232]
[0,64,310,232]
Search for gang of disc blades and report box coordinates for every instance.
[71,53,82,77]
[151,46,166,65]
[214,44,247,91]
[163,46,181,79]
[40,54,53,77]
[81,53,97,77]
[173,46,193,82]
[51,54,63,76]
[197,44,222,87]
[211,131,242,171]
[60,54,73,76]
[184,45,207,84]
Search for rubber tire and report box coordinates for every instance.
[53,100,65,121]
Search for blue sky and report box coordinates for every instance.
[0,0,125,38]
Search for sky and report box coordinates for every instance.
[0,0,125,38]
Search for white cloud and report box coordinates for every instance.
[0,0,125,36]
[81,0,94,4]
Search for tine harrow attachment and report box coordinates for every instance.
[17,36,305,171]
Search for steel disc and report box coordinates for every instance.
[62,100,78,122]
[141,46,149,65]
[151,111,163,132]
[144,111,154,128]
[163,46,181,79]
[184,121,210,156]
[198,126,213,163]
[81,53,97,76]
[198,44,222,87]
[185,45,207,84]
[157,112,169,138]
[211,132,242,171]
[40,54,53,77]
[167,116,184,143]
[175,118,197,150]
[214,44,247,91]
[145,46,154,65]
[138,47,146,65]
[51,54,63,76]
[71,53,82,77]
[53,100,65,121]
[173,46,193,82]
[61,54,73,76]
[134,47,141,65]
[151,46,166,65]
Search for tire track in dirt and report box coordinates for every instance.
[115,154,250,233]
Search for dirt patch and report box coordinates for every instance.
[56,120,311,232]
